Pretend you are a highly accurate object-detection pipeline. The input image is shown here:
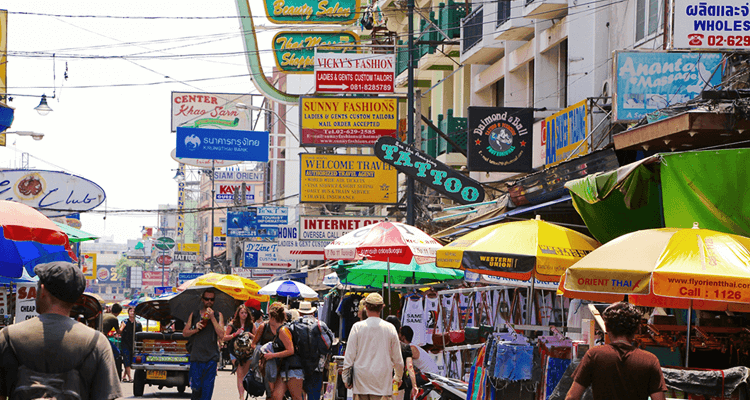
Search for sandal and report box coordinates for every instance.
[122,377,131,383]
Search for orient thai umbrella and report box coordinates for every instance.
[325,221,442,265]
[336,259,464,289]
[560,223,750,366]
[187,272,269,302]
[0,201,77,278]
[168,286,235,323]
[258,280,318,299]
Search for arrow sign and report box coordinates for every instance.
[318,84,349,90]
[314,53,395,94]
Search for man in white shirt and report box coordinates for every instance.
[343,293,404,400]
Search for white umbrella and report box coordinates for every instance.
[323,272,341,287]
[258,280,318,299]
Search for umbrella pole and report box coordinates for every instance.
[527,278,535,326]
[685,299,692,367]
[387,258,392,313]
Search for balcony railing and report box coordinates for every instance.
[461,6,483,52]
[439,0,470,39]
[497,0,511,26]
[419,11,440,58]
[438,109,468,155]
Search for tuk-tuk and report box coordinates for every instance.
[71,293,104,331]
[130,294,190,396]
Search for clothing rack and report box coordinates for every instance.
[443,343,485,351]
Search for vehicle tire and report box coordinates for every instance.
[133,370,146,397]
[178,385,186,394]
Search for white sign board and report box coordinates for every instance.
[244,242,295,269]
[15,283,39,322]
[213,170,264,181]
[171,92,258,132]
[215,182,263,203]
[299,216,387,240]
[0,170,106,217]
[170,149,242,168]
[673,0,750,49]
[232,267,287,278]
[275,224,330,260]
[314,53,396,94]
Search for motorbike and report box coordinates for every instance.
[416,372,468,400]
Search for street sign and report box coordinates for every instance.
[156,255,173,266]
[227,207,288,238]
[178,272,203,285]
[315,53,395,94]
[154,237,176,250]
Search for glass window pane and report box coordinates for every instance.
[636,0,646,41]
[648,0,660,35]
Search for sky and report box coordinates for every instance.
[3,0,282,244]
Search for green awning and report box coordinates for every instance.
[565,149,750,243]
[54,222,99,243]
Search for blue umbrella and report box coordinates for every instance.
[258,280,317,298]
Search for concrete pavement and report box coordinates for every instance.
[119,369,246,400]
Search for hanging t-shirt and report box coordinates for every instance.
[538,292,554,327]
[401,296,426,345]
[437,294,454,333]
[337,294,362,340]
[423,296,439,345]
[459,294,472,327]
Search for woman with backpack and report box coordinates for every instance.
[263,302,305,400]
[225,305,254,400]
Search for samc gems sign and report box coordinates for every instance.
[264,0,360,24]
[273,31,358,73]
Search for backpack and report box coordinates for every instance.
[242,369,266,398]
[3,328,100,400]
[287,318,334,376]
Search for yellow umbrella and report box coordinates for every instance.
[436,217,600,282]
[190,272,270,302]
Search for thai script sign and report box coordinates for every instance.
[0,170,106,217]
[263,0,360,24]
[467,107,534,172]
[614,51,723,121]
[171,92,257,132]
[543,100,588,166]
[176,127,269,162]
[300,154,397,204]
[315,53,395,93]
[273,31,358,73]
[299,216,387,240]
[674,0,750,49]
[300,97,398,146]
[374,136,485,204]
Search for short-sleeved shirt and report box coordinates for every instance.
[102,313,119,335]
[0,313,122,400]
[572,343,667,400]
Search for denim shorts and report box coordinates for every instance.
[121,347,133,367]
[279,368,305,381]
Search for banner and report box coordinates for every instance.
[299,216,387,240]
[81,253,97,280]
[16,283,39,321]
[467,107,534,172]
[544,100,589,167]
[143,271,170,286]
[176,127,269,162]
[300,97,398,146]
[613,51,723,121]
[300,154,397,204]
[673,0,750,50]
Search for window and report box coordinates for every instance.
[636,0,661,42]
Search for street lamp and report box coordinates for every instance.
[34,95,53,116]
[4,131,45,140]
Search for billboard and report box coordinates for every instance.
[300,154,398,204]
[171,92,259,132]
[273,31,358,73]
[543,100,589,167]
[81,253,97,280]
[613,51,723,121]
[277,225,331,260]
[262,0,360,24]
[173,251,199,262]
[299,97,398,146]
[674,0,750,50]
[0,170,106,217]
[96,265,117,283]
[176,127,269,162]
[299,216,387,240]
[178,272,203,285]
[467,107,534,172]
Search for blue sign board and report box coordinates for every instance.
[155,286,173,295]
[176,127,269,162]
[178,272,203,285]
[614,51,723,121]
[227,207,288,238]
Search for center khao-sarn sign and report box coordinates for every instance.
[264,0,360,24]
[273,31,358,73]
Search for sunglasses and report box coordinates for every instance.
[202,297,215,302]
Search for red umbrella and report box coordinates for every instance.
[324,221,442,264]
[0,201,77,278]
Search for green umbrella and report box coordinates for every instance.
[54,222,99,243]
[336,259,464,289]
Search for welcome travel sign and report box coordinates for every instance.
[176,127,270,162]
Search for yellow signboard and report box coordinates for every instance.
[544,99,589,167]
[0,10,7,103]
[300,154,397,204]
[299,97,398,146]
[178,243,201,252]
[81,253,97,280]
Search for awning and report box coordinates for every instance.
[54,222,99,243]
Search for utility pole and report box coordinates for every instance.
[406,0,416,226]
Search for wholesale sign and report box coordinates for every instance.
[300,154,398,204]
[176,127,270,162]
[674,0,750,50]
[544,100,589,167]
[614,51,723,121]
[263,0,360,24]
[374,136,485,204]
[300,97,398,146]
[467,107,534,172]
[315,53,395,93]
[299,216,387,240]
[273,31,358,73]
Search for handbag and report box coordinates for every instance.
[464,294,480,344]
[447,294,465,345]
[431,298,450,352]
[478,292,494,341]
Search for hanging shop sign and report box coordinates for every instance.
[213,170,264,181]
[227,206,288,238]
[143,271,170,286]
[467,107,534,172]
[273,31,358,73]
[173,251,199,263]
[374,136,485,204]
[170,149,242,168]
[300,154,398,204]
[176,127,270,162]
[156,255,173,266]
[178,272,203,285]
[314,53,395,93]
[674,0,750,50]
[263,0,360,24]
[244,242,294,269]
[0,170,106,217]
[613,51,723,122]
[276,224,330,260]
[299,215,387,240]
[543,99,589,167]
[16,283,38,321]
[214,182,263,204]
[171,92,257,132]
[81,253,97,280]
[300,97,398,146]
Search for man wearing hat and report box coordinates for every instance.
[343,293,403,400]
[297,301,333,400]
[0,261,122,400]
